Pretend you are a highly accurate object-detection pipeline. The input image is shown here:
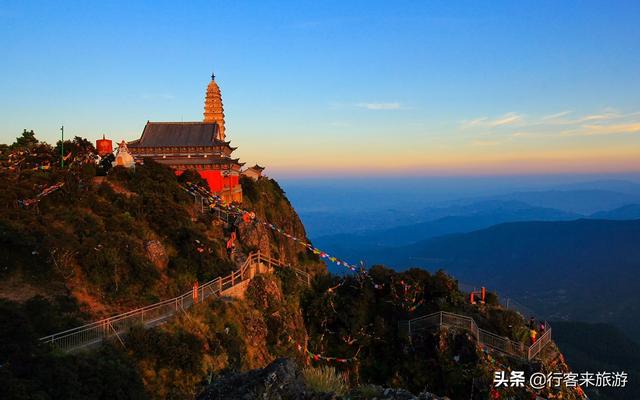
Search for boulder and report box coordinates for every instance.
[198,358,334,400]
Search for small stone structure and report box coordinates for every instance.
[220,260,273,299]
[242,164,265,180]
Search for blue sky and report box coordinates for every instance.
[1,1,639,177]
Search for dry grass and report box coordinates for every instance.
[302,365,349,395]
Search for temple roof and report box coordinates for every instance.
[160,157,245,166]
[130,122,227,147]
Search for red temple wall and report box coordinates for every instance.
[174,169,239,193]
[200,170,224,192]
[229,175,239,187]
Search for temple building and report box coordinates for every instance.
[114,141,135,169]
[242,164,265,181]
[128,74,243,203]
[96,134,113,156]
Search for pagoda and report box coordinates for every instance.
[128,74,243,203]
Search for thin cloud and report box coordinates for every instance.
[542,110,572,120]
[462,107,640,146]
[460,117,488,128]
[460,112,522,129]
[562,123,640,137]
[356,102,402,110]
[490,112,522,127]
[510,131,562,139]
[536,108,630,126]
[467,108,638,130]
[578,112,621,122]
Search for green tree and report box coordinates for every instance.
[12,129,38,149]
[54,136,96,158]
[177,169,210,192]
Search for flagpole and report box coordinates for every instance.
[60,125,64,168]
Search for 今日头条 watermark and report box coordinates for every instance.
[493,370,628,390]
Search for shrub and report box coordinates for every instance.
[349,384,381,399]
[302,365,349,395]
[177,169,210,192]
[0,297,146,400]
[240,176,259,203]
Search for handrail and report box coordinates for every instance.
[184,187,311,285]
[39,251,310,353]
[41,186,308,352]
[404,311,551,361]
[528,323,553,360]
[187,185,551,361]
[457,282,537,317]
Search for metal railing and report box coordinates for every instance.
[185,185,553,361]
[528,323,552,360]
[185,187,311,286]
[40,251,310,353]
[402,311,551,361]
[457,283,537,318]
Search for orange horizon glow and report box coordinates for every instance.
[237,139,640,178]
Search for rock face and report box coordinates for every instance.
[197,358,449,400]
[144,240,168,270]
[239,177,326,277]
[197,358,332,400]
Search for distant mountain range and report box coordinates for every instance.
[308,182,640,341]
[551,179,640,197]
[371,219,640,340]
[480,189,640,215]
[303,182,640,238]
[301,180,640,396]
[592,204,640,220]
[315,200,581,249]
[314,197,640,261]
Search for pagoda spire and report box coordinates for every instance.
[204,73,225,140]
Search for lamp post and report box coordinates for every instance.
[60,125,64,168]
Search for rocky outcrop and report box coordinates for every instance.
[245,274,309,366]
[197,358,449,400]
[239,177,326,277]
[144,240,168,270]
[246,274,283,310]
[198,358,333,400]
